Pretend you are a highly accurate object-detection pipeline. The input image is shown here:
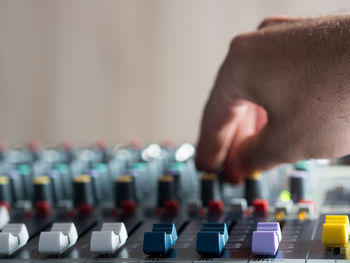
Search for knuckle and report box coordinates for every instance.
[259,16,289,29]
[229,34,248,54]
[259,17,276,28]
[228,33,256,59]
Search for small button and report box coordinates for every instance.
[275,200,293,220]
[297,201,314,220]
[35,201,51,215]
[230,198,247,213]
[163,200,179,214]
[121,200,136,214]
[208,200,224,214]
[253,199,269,213]
[187,200,201,216]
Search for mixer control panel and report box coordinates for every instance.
[0,141,349,262]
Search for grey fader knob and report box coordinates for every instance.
[0,224,29,255]
[90,223,128,253]
[39,223,78,254]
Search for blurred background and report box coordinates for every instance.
[0,0,349,145]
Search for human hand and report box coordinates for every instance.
[196,15,350,183]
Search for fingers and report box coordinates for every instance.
[223,103,260,184]
[195,58,248,172]
[237,118,305,174]
[255,105,267,131]
[195,91,248,172]
[258,16,303,29]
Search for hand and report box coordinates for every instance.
[195,15,350,184]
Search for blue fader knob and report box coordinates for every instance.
[143,223,178,255]
[196,223,228,256]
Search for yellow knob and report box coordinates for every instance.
[0,176,9,185]
[247,170,261,180]
[33,176,50,185]
[74,174,91,183]
[116,175,133,183]
[202,173,217,180]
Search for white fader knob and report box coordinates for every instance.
[0,224,29,255]
[0,206,10,230]
[90,223,128,253]
[39,223,78,254]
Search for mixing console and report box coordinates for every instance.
[0,141,350,262]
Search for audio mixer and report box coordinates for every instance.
[0,141,350,262]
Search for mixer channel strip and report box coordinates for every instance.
[172,210,235,259]
[71,212,143,258]
[119,217,188,259]
[308,214,350,260]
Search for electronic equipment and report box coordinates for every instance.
[0,140,349,262]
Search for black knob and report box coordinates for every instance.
[73,175,94,209]
[8,170,24,202]
[0,176,11,207]
[158,175,176,207]
[115,175,136,208]
[290,170,307,202]
[244,171,263,206]
[201,173,220,207]
[33,176,52,215]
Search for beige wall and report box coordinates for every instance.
[0,0,349,145]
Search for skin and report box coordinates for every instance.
[195,15,350,184]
